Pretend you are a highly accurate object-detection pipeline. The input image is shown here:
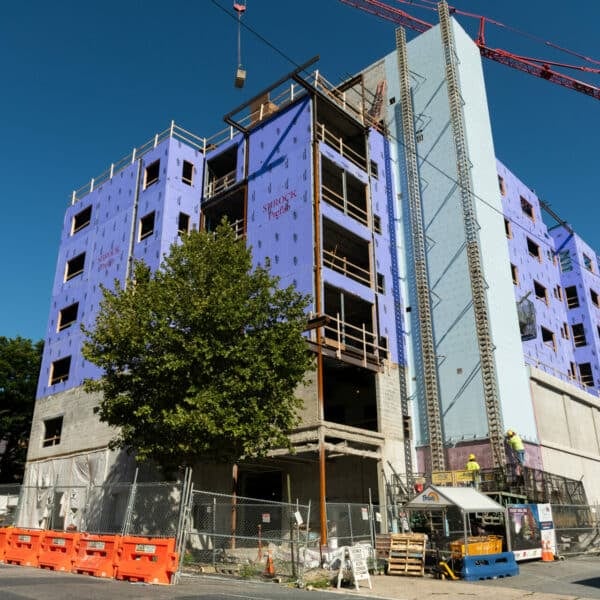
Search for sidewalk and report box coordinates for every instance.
[331,572,599,600]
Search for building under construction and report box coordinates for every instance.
[25,3,600,515]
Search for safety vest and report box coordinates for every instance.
[466,460,480,471]
[508,434,524,452]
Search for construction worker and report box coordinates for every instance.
[466,453,480,488]
[466,453,480,471]
[506,430,526,466]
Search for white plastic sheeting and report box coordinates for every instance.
[18,448,130,529]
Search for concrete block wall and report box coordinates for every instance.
[27,387,115,462]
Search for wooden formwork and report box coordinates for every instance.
[387,533,427,577]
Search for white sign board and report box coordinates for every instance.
[337,544,372,590]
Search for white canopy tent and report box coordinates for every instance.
[404,485,510,555]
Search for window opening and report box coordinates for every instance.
[579,363,594,387]
[591,289,599,308]
[554,285,563,301]
[43,417,63,447]
[139,212,155,241]
[572,323,587,347]
[182,160,194,185]
[510,264,518,285]
[568,362,576,380]
[498,175,506,196]
[559,250,573,272]
[57,303,79,331]
[144,160,160,189]
[520,196,534,219]
[583,253,593,272]
[526,238,541,261]
[178,212,191,236]
[72,205,92,234]
[50,356,71,385]
[370,160,379,180]
[65,253,85,281]
[561,322,570,339]
[565,286,579,309]
[504,218,512,238]
[541,326,556,351]
[373,214,382,234]
[533,280,548,304]
[376,273,385,294]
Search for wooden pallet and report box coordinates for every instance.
[387,533,427,577]
[375,534,391,560]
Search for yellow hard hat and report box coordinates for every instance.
[468,453,476,460]
[506,429,514,437]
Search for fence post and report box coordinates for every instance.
[174,467,194,582]
[368,488,376,555]
[348,503,354,546]
[121,467,139,536]
[287,474,297,579]
[212,496,217,567]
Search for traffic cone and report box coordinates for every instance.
[541,540,554,562]
[264,549,275,577]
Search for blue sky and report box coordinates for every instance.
[2,0,599,342]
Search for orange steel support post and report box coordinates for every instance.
[312,100,328,550]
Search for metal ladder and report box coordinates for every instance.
[438,1,506,468]
[396,27,446,471]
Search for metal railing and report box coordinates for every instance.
[321,313,383,365]
[204,169,238,199]
[317,122,367,171]
[69,64,385,208]
[321,183,368,226]
[71,122,206,205]
[322,249,371,287]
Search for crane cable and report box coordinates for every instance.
[233,2,246,69]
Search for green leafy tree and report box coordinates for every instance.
[0,337,43,483]
[82,223,314,474]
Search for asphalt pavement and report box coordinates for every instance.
[1,557,600,600]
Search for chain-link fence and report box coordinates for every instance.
[552,503,600,557]
[183,490,313,578]
[326,502,380,548]
[13,481,183,537]
[0,484,21,527]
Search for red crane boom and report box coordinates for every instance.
[339,0,600,101]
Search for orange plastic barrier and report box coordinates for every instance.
[38,531,81,571]
[4,528,44,567]
[0,527,11,562]
[72,534,121,578]
[115,536,178,585]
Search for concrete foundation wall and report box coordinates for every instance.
[530,366,600,502]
